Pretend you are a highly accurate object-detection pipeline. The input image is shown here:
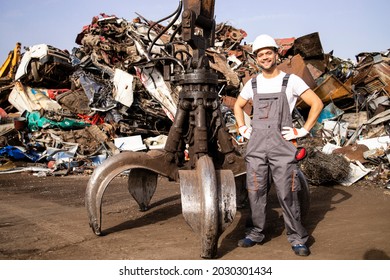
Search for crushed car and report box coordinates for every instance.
[15,44,74,88]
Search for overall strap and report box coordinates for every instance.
[251,76,258,95]
[281,73,290,93]
[252,74,290,95]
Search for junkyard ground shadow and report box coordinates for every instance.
[303,184,352,246]
[217,183,353,258]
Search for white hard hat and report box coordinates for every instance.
[252,34,278,54]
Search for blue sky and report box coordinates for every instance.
[1,0,389,64]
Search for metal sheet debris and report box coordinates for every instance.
[339,161,373,187]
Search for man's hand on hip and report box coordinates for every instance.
[281,127,309,141]
[238,125,252,140]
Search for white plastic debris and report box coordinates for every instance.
[356,135,390,150]
[114,135,146,151]
[322,120,349,146]
[135,66,177,121]
[339,161,372,186]
[143,135,168,150]
[112,68,134,107]
[322,142,341,154]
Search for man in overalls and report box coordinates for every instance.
[233,34,323,256]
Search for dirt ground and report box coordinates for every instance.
[0,171,390,260]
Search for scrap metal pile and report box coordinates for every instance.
[0,11,389,187]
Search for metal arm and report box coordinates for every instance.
[86,0,244,260]
[182,0,215,62]
[165,0,239,170]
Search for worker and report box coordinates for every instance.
[233,34,323,256]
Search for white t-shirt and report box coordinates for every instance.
[239,71,309,113]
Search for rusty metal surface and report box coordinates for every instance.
[179,155,236,258]
[85,149,179,235]
[293,32,324,59]
[277,54,317,89]
[333,143,370,163]
[127,169,158,211]
[275,37,295,57]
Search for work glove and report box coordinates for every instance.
[281,126,309,141]
[238,125,252,140]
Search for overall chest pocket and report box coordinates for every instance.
[256,97,278,119]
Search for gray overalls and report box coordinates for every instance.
[245,74,309,246]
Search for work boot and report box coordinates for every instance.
[237,237,258,248]
[292,244,310,256]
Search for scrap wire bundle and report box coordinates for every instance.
[299,146,351,185]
